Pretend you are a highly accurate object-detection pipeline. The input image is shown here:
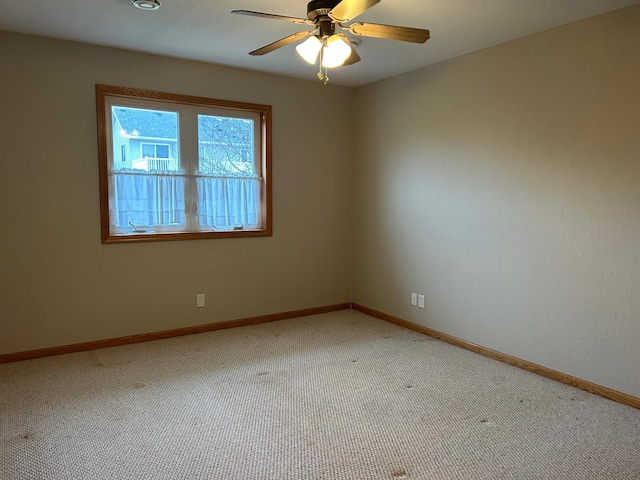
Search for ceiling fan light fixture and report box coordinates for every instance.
[296,35,322,64]
[321,34,351,68]
[233,0,428,83]
[131,0,161,11]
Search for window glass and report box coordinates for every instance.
[141,143,155,158]
[156,144,169,159]
[197,115,255,177]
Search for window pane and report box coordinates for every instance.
[112,107,179,172]
[197,177,261,229]
[155,144,169,158]
[197,115,255,177]
[113,172,186,229]
[109,106,183,230]
[141,143,154,158]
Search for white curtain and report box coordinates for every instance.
[111,171,185,227]
[197,176,261,229]
[110,171,260,230]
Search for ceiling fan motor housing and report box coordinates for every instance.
[306,0,341,22]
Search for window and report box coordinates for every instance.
[96,85,272,243]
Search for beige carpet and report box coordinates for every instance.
[1,310,639,479]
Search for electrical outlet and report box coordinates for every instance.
[418,295,425,309]
[411,293,418,306]
[196,293,205,308]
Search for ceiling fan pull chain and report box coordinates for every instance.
[315,38,329,85]
[317,44,325,81]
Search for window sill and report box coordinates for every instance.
[103,228,272,244]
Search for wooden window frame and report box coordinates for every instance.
[96,84,272,243]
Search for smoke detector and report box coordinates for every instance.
[132,0,161,10]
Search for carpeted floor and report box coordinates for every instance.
[1,309,639,479]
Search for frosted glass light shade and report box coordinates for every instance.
[322,35,351,68]
[296,36,322,64]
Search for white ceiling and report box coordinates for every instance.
[1,0,638,87]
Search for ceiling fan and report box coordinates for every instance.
[232,0,430,83]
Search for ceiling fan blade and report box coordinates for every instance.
[328,0,380,23]
[249,29,317,56]
[232,10,313,25]
[346,22,430,43]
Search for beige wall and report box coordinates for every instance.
[2,6,639,399]
[0,32,355,354]
[353,6,640,397]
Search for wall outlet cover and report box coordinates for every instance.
[196,293,205,307]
